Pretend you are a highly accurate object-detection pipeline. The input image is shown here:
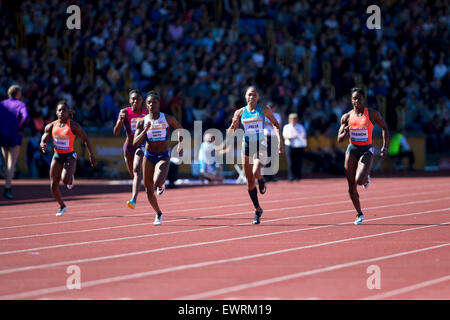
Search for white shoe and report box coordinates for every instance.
[67,176,75,190]
[153,213,162,225]
[56,206,68,217]
[363,175,371,189]
[354,214,364,225]
[156,185,165,195]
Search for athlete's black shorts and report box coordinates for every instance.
[52,151,78,164]
[346,143,374,160]
[243,139,267,160]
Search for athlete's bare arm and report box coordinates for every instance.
[262,105,284,154]
[113,108,127,136]
[71,121,97,167]
[337,112,350,143]
[369,109,390,156]
[227,108,244,136]
[40,122,55,153]
[133,118,150,146]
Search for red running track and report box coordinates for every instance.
[0,177,449,300]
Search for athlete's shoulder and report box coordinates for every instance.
[340,111,351,122]
[69,119,81,127]
[367,107,382,119]
[45,121,56,131]
[234,107,245,117]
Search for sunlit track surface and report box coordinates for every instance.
[0,177,449,300]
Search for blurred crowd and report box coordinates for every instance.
[0,0,449,157]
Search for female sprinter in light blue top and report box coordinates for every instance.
[133,91,183,225]
[227,86,284,224]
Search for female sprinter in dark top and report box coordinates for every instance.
[337,88,389,225]
[40,100,96,216]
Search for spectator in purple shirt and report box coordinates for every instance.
[0,85,29,200]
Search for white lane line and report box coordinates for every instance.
[0,180,447,221]
[0,190,350,230]
[175,242,450,300]
[1,191,449,254]
[1,222,449,300]
[1,187,446,241]
[0,205,448,274]
[362,275,450,300]
[0,182,345,217]
[1,188,447,233]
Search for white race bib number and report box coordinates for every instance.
[131,118,139,134]
[146,124,167,141]
[54,135,70,150]
[243,117,263,133]
[350,129,369,142]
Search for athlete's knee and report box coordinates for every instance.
[50,180,59,191]
[145,186,155,196]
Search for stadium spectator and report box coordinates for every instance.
[0,0,448,175]
[282,113,307,182]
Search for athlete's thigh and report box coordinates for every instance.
[50,159,63,183]
[344,151,358,184]
[124,151,135,177]
[356,152,373,183]
[62,158,77,181]
[252,158,263,176]
[153,158,170,186]
[133,148,144,173]
[142,157,155,189]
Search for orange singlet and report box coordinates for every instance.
[52,119,76,153]
[348,108,373,146]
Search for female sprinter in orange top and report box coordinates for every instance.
[133,91,183,225]
[337,88,389,225]
[113,89,148,209]
[40,100,97,216]
[227,86,284,225]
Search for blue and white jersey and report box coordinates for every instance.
[241,104,265,142]
[144,112,170,143]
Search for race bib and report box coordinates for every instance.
[350,128,369,142]
[243,117,263,133]
[54,135,70,150]
[147,124,167,141]
[130,118,139,134]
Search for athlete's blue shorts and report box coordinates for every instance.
[143,149,170,165]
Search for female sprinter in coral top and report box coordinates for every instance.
[40,100,97,216]
[337,88,389,225]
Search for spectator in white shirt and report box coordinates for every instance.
[283,113,307,181]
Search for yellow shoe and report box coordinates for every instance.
[127,199,135,209]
